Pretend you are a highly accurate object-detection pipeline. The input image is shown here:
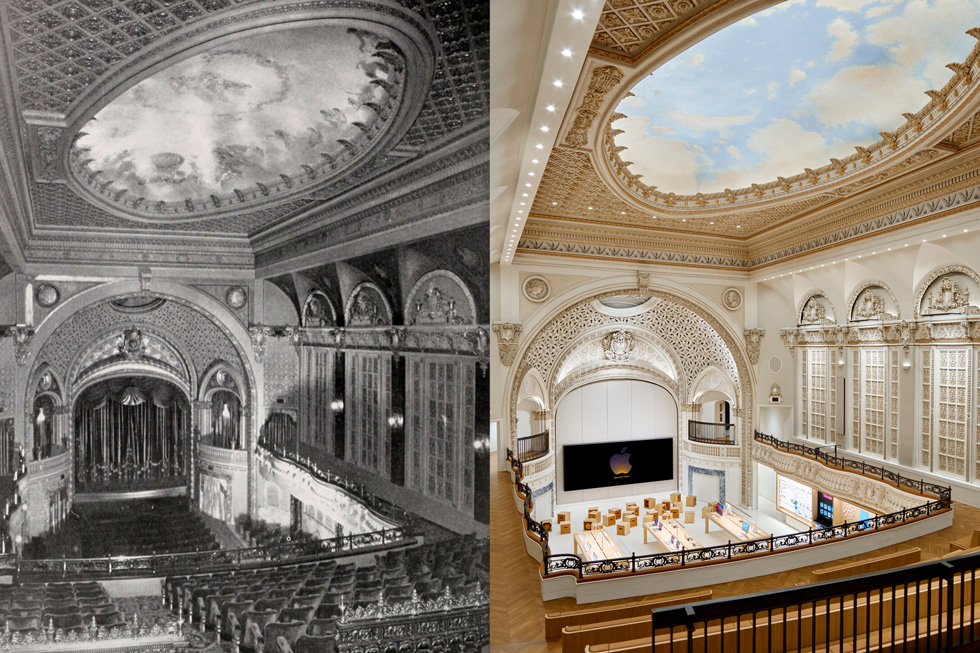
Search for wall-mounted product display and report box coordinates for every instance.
[777,474,814,522]
[817,491,834,527]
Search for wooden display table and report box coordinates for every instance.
[644,518,703,551]
[706,507,769,542]
[574,529,625,561]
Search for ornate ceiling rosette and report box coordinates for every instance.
[49,2,435,224]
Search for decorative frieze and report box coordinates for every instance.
[301,324,489,359]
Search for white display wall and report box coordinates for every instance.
[555,379,677,505]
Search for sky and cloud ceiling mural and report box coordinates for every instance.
[614,0,980,195]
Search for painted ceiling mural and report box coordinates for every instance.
[71,25,401,213]
[613,0,980,194]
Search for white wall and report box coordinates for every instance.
[555,379,677,504]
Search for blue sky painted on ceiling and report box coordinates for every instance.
[614,0,980,195]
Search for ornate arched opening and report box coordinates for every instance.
[73,375,191,494]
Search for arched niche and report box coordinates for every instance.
[913,264,980,318]
[199,362,246,450]
[797,291,837,326]
[516,368,547,440]
[69,325,193,394]
[552,326,680,388]
[344,282,393,327]
[302,290,337,328]
[847,280,901,322]
[28,365,66,461]
[404,269,478,326]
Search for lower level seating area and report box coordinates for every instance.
[0,581,123,635]
[24,496,218,559]
[167,536,489,652]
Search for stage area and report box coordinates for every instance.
[549,492,795,558]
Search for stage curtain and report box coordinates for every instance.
[74,376,189,492]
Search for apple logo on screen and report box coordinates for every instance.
[610,447,632,475]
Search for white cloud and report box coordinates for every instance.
[662,109,755,136]
[741,17,757,26]
[709,118,848,190]
[620,94,646,109]
[789,68,807,86]
[727,145,742,161]
[816,0,877,11]
[826,18,858,62]
[807,60,815,69]
[744,88,757,95]
[806,64,927,128]
[652,125,675,134]
[759,0,805,16]
[613,117,701,193]
[865,4,895,18]
[766,81,780,99]
[690,53,704,66]
[866,0,979,88]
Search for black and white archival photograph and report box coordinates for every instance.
[0,0,489,650]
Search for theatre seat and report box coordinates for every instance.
[242,610,279,651]
[295,634,336,653]
[263,621,307,653]
[7,615,42,633]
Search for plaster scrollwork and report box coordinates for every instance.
[2,326,36,366]
[769,384,782,401]
[247,325,297,362]
[925,277,978,315]
[847,280,901,322]
[797,291,836,326]
[779,328,800,352]
[853,290,886,320]
[601,329,635,363]
[913,265,980,318]
[302,290,336,328]
[637,271,651,292]
[743,328,765,365]
[563,65,623,148]
[492,322,522,367]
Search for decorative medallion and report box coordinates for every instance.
[225,287,248,310]
[602,329,636,363]
[768,356,782,374]
[215,370,229,387]
[523,276,551,303]
[35,284,60,308]
[707,372,721,389]
[723,288,742,311]
[116,327,148,360]
[38,372,52,392]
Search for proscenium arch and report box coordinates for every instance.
[507,283,756,504]
[18,279,261,514]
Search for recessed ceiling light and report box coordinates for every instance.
[522,193,528,197]
[857,255,861,258]
[572,9,584,19]
[923,239,927,242]
[621,211,626,214]
[552,201,557,205]
[736,225,741,228]
[531,159,539,164]
[709,221,714,225]
[528,172,535,176]
[540,125,549,132]
[887,248,891,251]
[905,244,908,247]
[519,202,525,206]
[553,79,563,88]
[546,105,556,112]
[517,210,523,213]
[562,48,572,57]
[525,183,531,187]
[871,252,875,255]
[682,218,686,222]
[588,206,593,210]
[943,234,947,237]
[535,143,543,149]
[964,229,969,232]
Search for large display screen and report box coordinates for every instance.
[777,474,813,521]
[562,438,673,491]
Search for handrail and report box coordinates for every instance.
[16,523,414,579]
[652,548,980,651]
[504,432,951,580]
[516,430,549,463]
[257,437,413,526]
[687,419,735,445]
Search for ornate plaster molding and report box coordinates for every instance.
[492,322,522,367]
[743,328,765,365]
[847,280,901,322]
[563,66,623,149]
[912,264,980,319]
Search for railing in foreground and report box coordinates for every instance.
[517,430,550,463]
[651,548,980,652]
[687,420,735,445]
[16,525,413,579]
[506,435,951,581]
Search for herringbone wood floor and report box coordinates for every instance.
[490,454,980,652]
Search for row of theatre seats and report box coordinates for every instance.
[79,498,218,557]
[0,581,124,635]
[167,537,489,653]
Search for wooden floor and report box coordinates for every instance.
[489,454,980,653]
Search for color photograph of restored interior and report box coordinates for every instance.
[0,0,489,651]
[491,0,980,650]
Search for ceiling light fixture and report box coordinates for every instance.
[553,79,563,88]
[535,143,543,149]
[562,48,572,57]
[546,105,556,112]
[528,172,534,176]
[525,183,531,187]
[531,159,539,164]
[572,9,584,19]
[540,125,549,132]
[522,193,528,197]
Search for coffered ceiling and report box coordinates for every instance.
[0,0,489,275]
[493,0,980,271]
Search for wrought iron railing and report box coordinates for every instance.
[337,601,488,652]
[651,548,980,651]
[688,419,735,445]
[16,524,413,579]
[516,430,549,463]
[508,432,950,580]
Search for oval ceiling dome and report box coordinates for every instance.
[69,24,412,219]
[612,0,980,196]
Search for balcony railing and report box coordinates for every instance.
[688,420,735,445]
[506,433,950,581]
[516,430,549,463]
